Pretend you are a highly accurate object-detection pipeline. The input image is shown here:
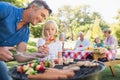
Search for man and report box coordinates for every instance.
[0,0,52,80]
[74,32,90,50]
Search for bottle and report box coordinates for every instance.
[58,58,63,65]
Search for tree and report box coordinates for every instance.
[115,26,120,43]
[56,5,104,40]
[30,23,44,38]
[1,0,29,7]
[115,9,120,23]
[91,17,103,41]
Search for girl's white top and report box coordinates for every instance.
[37,38,62,60]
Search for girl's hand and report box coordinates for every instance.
[38,45,49,55]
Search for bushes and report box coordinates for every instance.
[115,26,120,44]
[30,24,44,38]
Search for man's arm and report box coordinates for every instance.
[15,42,49,62]
[16,42,27,53]
[15,42,35,62]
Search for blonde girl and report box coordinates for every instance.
[36,20,63,63]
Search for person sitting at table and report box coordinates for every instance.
[74,32,90,51]
[103,28,118,59]
[36,20,63,64]
[94,37,104,48]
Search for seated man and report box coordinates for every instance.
[74,32,90,51]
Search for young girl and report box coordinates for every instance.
[94,37,104,48]
[36,20,63,64]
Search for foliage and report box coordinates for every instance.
[0,0,29,7]
[115,24,120,43]
[115,9,120,22]
[30,24,44,38]
[91,17,103,40]
[28,41,36,46]
[27,41,37,52]
[56,5,105,40]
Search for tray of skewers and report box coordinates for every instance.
[9,58,105,80]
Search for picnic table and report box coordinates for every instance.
[62,50,92,60]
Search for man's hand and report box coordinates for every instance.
[0,47,13,61]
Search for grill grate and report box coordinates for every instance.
[68,66,101,80]
[9,60,105,80]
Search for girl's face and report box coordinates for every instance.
[95,38,100,43]
[44,23,57,38]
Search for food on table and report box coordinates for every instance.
[94,47,106,54]
[63,58,74,64]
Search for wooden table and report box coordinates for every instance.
[93,49,120,76]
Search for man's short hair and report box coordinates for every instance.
[78,31,83,36]
[27,0,52,15]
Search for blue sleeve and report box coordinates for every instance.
[0,2,10,20]
[23,33,30,44]
[23,28,30,44]
[23,35,29,43]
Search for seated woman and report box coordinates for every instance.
[59,33,65,51]
[94,37,104,48]
[103,28,118,59]
[36,20,63,64]
[74,32,90,51]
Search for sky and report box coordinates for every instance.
[44,0,120,24]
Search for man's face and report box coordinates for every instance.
[29,8,49,25]
[80,34,84,39]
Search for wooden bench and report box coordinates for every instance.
[93,52,120,76]
[104,59,120,76]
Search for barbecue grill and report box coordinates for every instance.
[9,60,105,80]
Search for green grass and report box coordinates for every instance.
[101,65,120,80]
[7,40,120,80]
